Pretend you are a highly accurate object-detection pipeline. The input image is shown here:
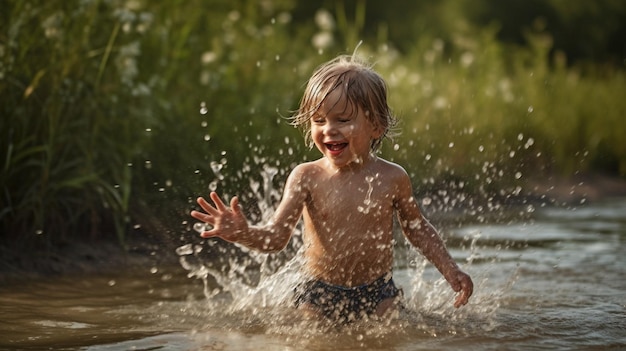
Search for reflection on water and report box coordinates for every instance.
[0,198,625,350]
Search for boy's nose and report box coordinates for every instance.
[323,122,339,135]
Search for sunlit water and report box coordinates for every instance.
[1,198,625,350]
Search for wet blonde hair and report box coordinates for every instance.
[291,55,397,151]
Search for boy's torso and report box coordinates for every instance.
[297,157,403,287]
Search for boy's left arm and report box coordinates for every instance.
[402,212,473,307]
[394,169,473,307]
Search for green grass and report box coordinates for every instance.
[1,0,625,250]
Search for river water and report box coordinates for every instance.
[1,197,624,350]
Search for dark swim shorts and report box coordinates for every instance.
[294,273,402,322]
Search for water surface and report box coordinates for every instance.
[1,198,625,350]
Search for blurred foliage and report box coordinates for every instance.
[1,0,625,250]
[302,0,626,68]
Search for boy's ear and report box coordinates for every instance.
[365,109,384,139]
[371,123,385,139]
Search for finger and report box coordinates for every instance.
[230,196,241,215]
[461,276,474,298]
[201,228,236,243]
[454,291,468,308]
[190,210,215,224]
[210,192,228,212]
[197,197,219,216]
[453,280,473,308]
[200,229,218,238]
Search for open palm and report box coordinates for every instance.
[190,192,249,242]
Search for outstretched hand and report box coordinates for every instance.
[447,269,473,308]
[190,192,249,241]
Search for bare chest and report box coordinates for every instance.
[305,174,395,224]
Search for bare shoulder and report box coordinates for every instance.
[373,157,410,180]
[290,160,324,176]
[373,158,414,200]
[287,160,326,185]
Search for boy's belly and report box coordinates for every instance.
[304,250,393,287]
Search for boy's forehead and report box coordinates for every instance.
[319,88,353,115]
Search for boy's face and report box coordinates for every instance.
[310,88,381,169]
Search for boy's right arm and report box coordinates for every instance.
[190,165,308,253]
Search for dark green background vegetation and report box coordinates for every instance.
[2,0,625,252]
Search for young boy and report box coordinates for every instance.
[191,55,473,323]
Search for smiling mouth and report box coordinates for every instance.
[325,143,348,153]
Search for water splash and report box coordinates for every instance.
[357,175,375,214]
[176,118,534,337]
[178,155,517,338]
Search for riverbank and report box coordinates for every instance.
[0,234,183,284]
[526,172,626,204]
[1,173,625,284]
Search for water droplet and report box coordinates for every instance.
[193,222,210,233]
[200,102,208,115]
[176,244,194,256]
[425,154,431,161]
[478,145,484,152]
[210,161,223,173]
[515,172,522,179]
[150,267,158,274]
[448,142,454,148]
[422,197,432,206]
[527,106,534,113]
[524,138,534,149]
[409,219,422,229]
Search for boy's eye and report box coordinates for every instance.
[312,115,351,124]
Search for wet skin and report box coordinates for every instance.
[191,88,473,315]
